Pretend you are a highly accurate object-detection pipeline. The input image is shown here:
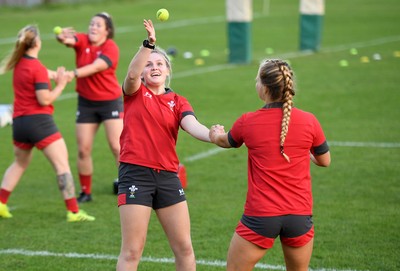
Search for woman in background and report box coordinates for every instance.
[0,25,95,222]
[55,12,123,202]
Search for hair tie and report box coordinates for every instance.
[280,146,290,163]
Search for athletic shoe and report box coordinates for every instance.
[67,210,95,222]
[77,192,92,203]
[0,202,12,218]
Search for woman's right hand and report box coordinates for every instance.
[55,27,76,45]
[209,125,225,143]
[58,27,75,38]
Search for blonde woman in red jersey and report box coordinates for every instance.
[210,59,331,271]
[55,12,123,203]
[116,20,211,271]
[0,25,94,222]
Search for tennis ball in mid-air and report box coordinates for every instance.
[156,9,169,22]
[53,26,62,35]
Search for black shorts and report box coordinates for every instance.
[237,214,314,248]
[76,95,123,123]
[117,163,186,209]
[12,114,61,150]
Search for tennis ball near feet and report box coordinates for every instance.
[156,9,169,22]
[53,26,62,35]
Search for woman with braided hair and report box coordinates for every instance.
[210,59,330,271]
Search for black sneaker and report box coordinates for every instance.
[77,192,92,203]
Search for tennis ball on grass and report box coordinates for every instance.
[156,9,169,22]
[200,49,210,57]
[53,26,62,35]
[339,60,349,67]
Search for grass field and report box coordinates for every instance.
[0,0,399,270]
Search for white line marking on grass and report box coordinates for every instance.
[329,141,400,148]
[277,36,400,60]
[320,36,400,53]
[0,248,117,260]
[0,248,367,271]
[183,141,400,162]
[56,92,77,101]
[183,147,228,162]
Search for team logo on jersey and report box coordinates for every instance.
[85,48,90,54]
[129,185,138,198]
[168,100,176,111]
[144,92,152,99]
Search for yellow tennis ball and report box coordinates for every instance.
[156,9,169,22]
[53,26,62,35]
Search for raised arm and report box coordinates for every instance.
[123,19,156,95]
[55,27,109,78]
[55,27,77,47]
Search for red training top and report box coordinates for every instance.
[119,84,194,172]
[12,55,53,118]
[228,103,329,217]
[73,33,121,101]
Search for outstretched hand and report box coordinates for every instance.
[143,19,156,44]
[54,67,69,87]
[56,27,76,40]
[209,124,225,143]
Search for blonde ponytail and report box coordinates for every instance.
[0,25,39,74]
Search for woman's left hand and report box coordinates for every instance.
[143,19,156,44]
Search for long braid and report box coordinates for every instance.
[258,59,296,162]
[278,62,295,162]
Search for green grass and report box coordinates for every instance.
[0,0,400,270]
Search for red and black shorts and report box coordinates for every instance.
[236,214,314,249]
[76,95,123,123]
[12,114,62,150]
[117,163,186,209]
